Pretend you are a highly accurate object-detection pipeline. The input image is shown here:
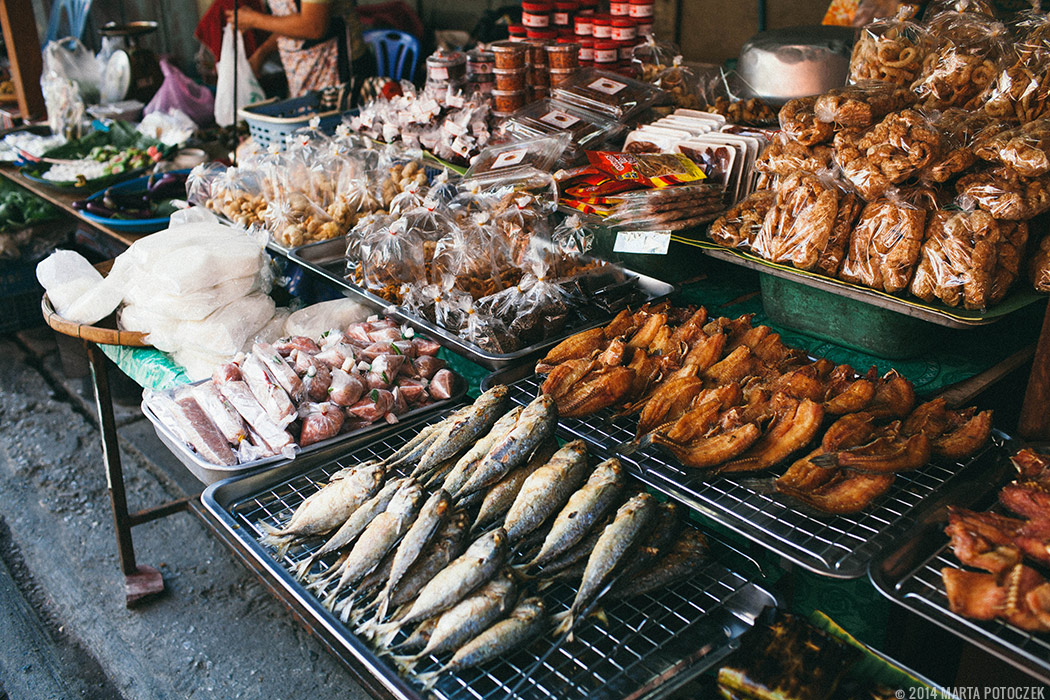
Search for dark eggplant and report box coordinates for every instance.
[102,187,150,211]
[71,198,89,211]
[84,201,117,217]
[85,201,154,219]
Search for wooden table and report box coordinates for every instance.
[1,164,187,606]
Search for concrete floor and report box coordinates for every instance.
[0,326,372,700]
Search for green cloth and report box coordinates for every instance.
[98,344,190,393]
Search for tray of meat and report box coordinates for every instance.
[869,446,1050,683]
[199,388,779,700]
[143,317,465,484]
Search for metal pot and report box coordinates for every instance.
[737,25,857,105]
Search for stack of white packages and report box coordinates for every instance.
[36,220,280,381]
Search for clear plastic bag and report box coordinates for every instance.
[345,212,392,285]
[912,11,1007,111]
[454,295,517,353]
[849,7,930,86]
[358,217,427,301]
[779,96,834,146]
[491,263,573,347]
[709,189,776,250]
[839,196,927,292]
[1028,233,1050,292]
[983,13,1050,124]
[754,132,836,182]
[631,36,682,83]
[602,181,726,231]
[909,208,1000,309]
[813,81,917,127]
[973,118,1050,177]
[466,134,571,178]
[265,188,340,248]
[551,214,595,257]
[655,56,704,110]
[752,172,842,270]
[187,162,226,207]
[955,166,1050,220]
[835,109,944,199]
[492,191,555,267]
[550,68,664,121]
[205,167,269,228]
[922,108,999,183]
[816,191,865,278]
[991,219,1029,305]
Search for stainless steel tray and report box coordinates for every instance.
[284,237,678,370]
[143,376,467,485]
[201,405,778,700]
[869,456,1050,684]
[488,367,1011,579]
[681,240,1045,329]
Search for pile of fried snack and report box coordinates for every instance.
[260,388,713,687]
[709,6,1050,309]
[943,448,1050,631]
[537,303,993,513]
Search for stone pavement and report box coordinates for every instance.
[0,327,372,700]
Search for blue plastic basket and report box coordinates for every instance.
[238,92,344,151]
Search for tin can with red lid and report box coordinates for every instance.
[553,0,576,26]
[526,27,558,40]
[573,14,592,35]
[628,0,654,17]
[591,14,612,39]
[508,23,527,41]
[609,0,630,16]
[592,40,619,66]
[610,17,636,41]
[521,1,552,27]
[577,36,594,64]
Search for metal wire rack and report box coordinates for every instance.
[498,374,1004,579]
[203,407,777,700]
[869,509,1050,684]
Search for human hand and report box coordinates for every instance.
[225,7,261,29]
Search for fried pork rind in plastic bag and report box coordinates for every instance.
[205,166,269,228]
[709,189,776,250]
[836,109,944,199]
[909,208,1001,308]
[840,196,927,292]
[973,118,1050,177]
[849,8,930,86]
[359,217,427,301]
[922,108,1001,183]
[983,13,1050,124]
[991,219,1029,304]
[754,132,836,185]
[816,191,865,277]
[632,36,682,83]
[814,82,917,128]
[779,96,834,146]
[752,172,841,270]
[705,95,779,127]
[911,12,1007,111]
[1028,233,1050,292]
[955,165,1050,220]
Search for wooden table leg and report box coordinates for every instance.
[1018,301,1050,441]
[85,341,164,607]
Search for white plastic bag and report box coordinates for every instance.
[214,24,264,127]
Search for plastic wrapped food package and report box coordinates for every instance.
[813,81,917,128]
[754,132,836,183]
[500,99,627,163]
[1028,233,1050,292]
[601,181,726,231]
[909,208,1000,308]
[779,96,834,146]
[839,196,927,293]
[654,56,703,110]
[973,118,1050,177]
[186,162,226,208]
[752,172,841,270]
[466,133,572,177]
[123,272,265,321]
[489,263,573,347]
[815,191,865,278]
[36,249,124,325]
[631,36,682,83]
[265,187,341,248]
[704,96,778,127]
[983,14,1050,124]
[551,68,664,120]
[283,298,373,338]
[836,109,945,199]
[911,11,1007,111]
[551,213,595,256]
[204,166,269,228]
[848,8,930,86]
[921,108,1000,183]
[709,189,776,250]
[358,217,428,301]
[990,219,1029,304]
[955,166,1050,220]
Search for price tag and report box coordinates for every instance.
[492,148,528,168]
[539,110,581,128]
[588,77,627,95]
[613,229,671,255]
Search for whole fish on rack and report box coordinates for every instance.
[409,385,510,478]
[609,500,682,585]
[364,528,509,645]
[473,439,560,533]
[395,570,517,671]
[523,457,625,569]
[456,395,558,498]
[259,461,385,557]
[441,407,523,499]
[321,479,425,607]
[295,476,407,580]
[503,440,590,544]
[613,528,709,599]
[416,597,547,690]
[383,421,444,471]
[553,492,657,639]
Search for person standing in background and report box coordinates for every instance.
[226,0,374,98]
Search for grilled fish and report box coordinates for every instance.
[411,386,510,477]
[456,395,558,498]
[473,439,559,533]
[260,461,385,557]
[523,457,625,567]
[613,528,709,599]
[554,492,656,638]
[384,422,443,471]
[417,597,547,689]
[442,407,523,499]
[504,440,590,544]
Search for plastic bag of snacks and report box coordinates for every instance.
[839,195,927,292]
[264,185,340,248]
[909,207,1001,308]
[492,191,555,267]
[186,162,225,208]
[754,132,836,188]
[973,118,1050,177]
[983,11,1050,124]
[815,191,865,278]
[813,81,917,128]
[779,96,834,146]
[551,213,595,257]
[358,217,427,301]
[631,36,682,83]
[921,108,1000,183]
[849,7,930,86]
[911,11,1007,111]
[490,263,573,346]
[709,190,776,250]
[1028,233,1050,292]
[991,220,1029,305]
[454,295,516,353]
[835,109,944,200]
[345,211,391,281]
[205,166,269,228]
[955,166,1050,220]
[655,56,704,110]
[751,171,842,270]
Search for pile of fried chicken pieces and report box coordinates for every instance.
[536,302,993,515]
[943,448,1050,632]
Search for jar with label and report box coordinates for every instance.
[628,0,654,18]
[526,27,558,41]
[494,67,528,91]
[426,51,467,83]
[521,1,552,27]
[508,23,527,41]
[526,40,550,67]
[491,40,528,69]
[554,0,576,27]
[610,17,636,41]
[591,14,612,39]
[609,0,630,16]
[492,88,527,113]
[573,14,593,36]
[593,40,619,67]
[578,37,594,64]
[546,42,579,69]
[467,49,495,76]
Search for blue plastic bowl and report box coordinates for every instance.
[79,169,191,234]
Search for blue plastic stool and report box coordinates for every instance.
[362,29,420,82]
[45,0,93,45]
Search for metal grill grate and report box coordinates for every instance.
[502,375,999,579]
[210,408,776,700]
[872,517,1050,684]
